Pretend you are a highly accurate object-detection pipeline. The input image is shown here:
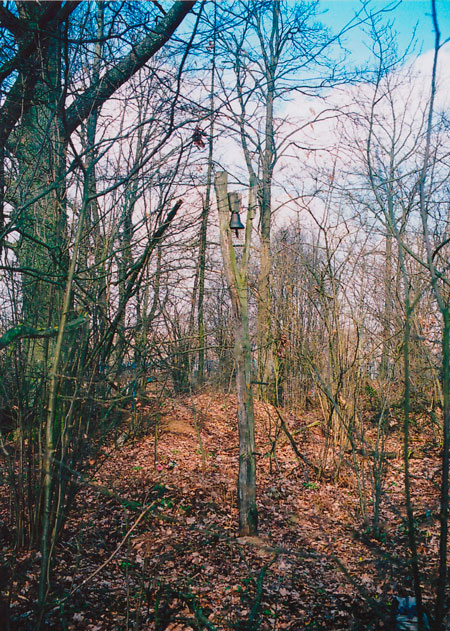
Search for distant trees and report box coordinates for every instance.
[214,0,328,392]
[270,223,326,410]
[211,0,390,402]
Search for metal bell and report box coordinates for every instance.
[228,191,245,238]
[229,211,245,236]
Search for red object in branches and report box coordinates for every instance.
[193,125,206,149]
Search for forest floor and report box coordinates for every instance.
[1,386,448,630]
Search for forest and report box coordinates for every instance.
[0,0,449,629]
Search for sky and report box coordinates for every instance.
[215,1,450,218]
[317,0,449,64]
[225,1,450,232]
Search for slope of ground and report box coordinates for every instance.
[1,388,447,630]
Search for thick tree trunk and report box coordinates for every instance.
[15,2,67,335]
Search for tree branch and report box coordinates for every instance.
[64,1,196,136]
[0,1,69,145]
[0,4,22,37]
[0,315,88,351]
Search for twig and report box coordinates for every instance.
[65,504,153,599]
[274,406,317,478]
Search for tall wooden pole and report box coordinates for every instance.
[215,172,258,536]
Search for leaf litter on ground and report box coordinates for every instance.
[0,388,447,630]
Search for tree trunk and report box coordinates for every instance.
[215,172,258,536]
[196,32,216,385]
[257,49,275,393]
[380,231,393,377]
[15,2,67,336]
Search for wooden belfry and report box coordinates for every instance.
[215,172,258,536]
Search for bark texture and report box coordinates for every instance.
[215,172,258,536]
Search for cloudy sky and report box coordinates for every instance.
[319,0,449,63]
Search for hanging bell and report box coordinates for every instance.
[229,210,245,237]
[228,191,245,238]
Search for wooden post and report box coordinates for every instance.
[215,172,258,536]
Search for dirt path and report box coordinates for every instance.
[1,390,445,630]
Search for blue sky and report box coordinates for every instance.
[317,0,449,64]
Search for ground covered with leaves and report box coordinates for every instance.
[1,388,448,630]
